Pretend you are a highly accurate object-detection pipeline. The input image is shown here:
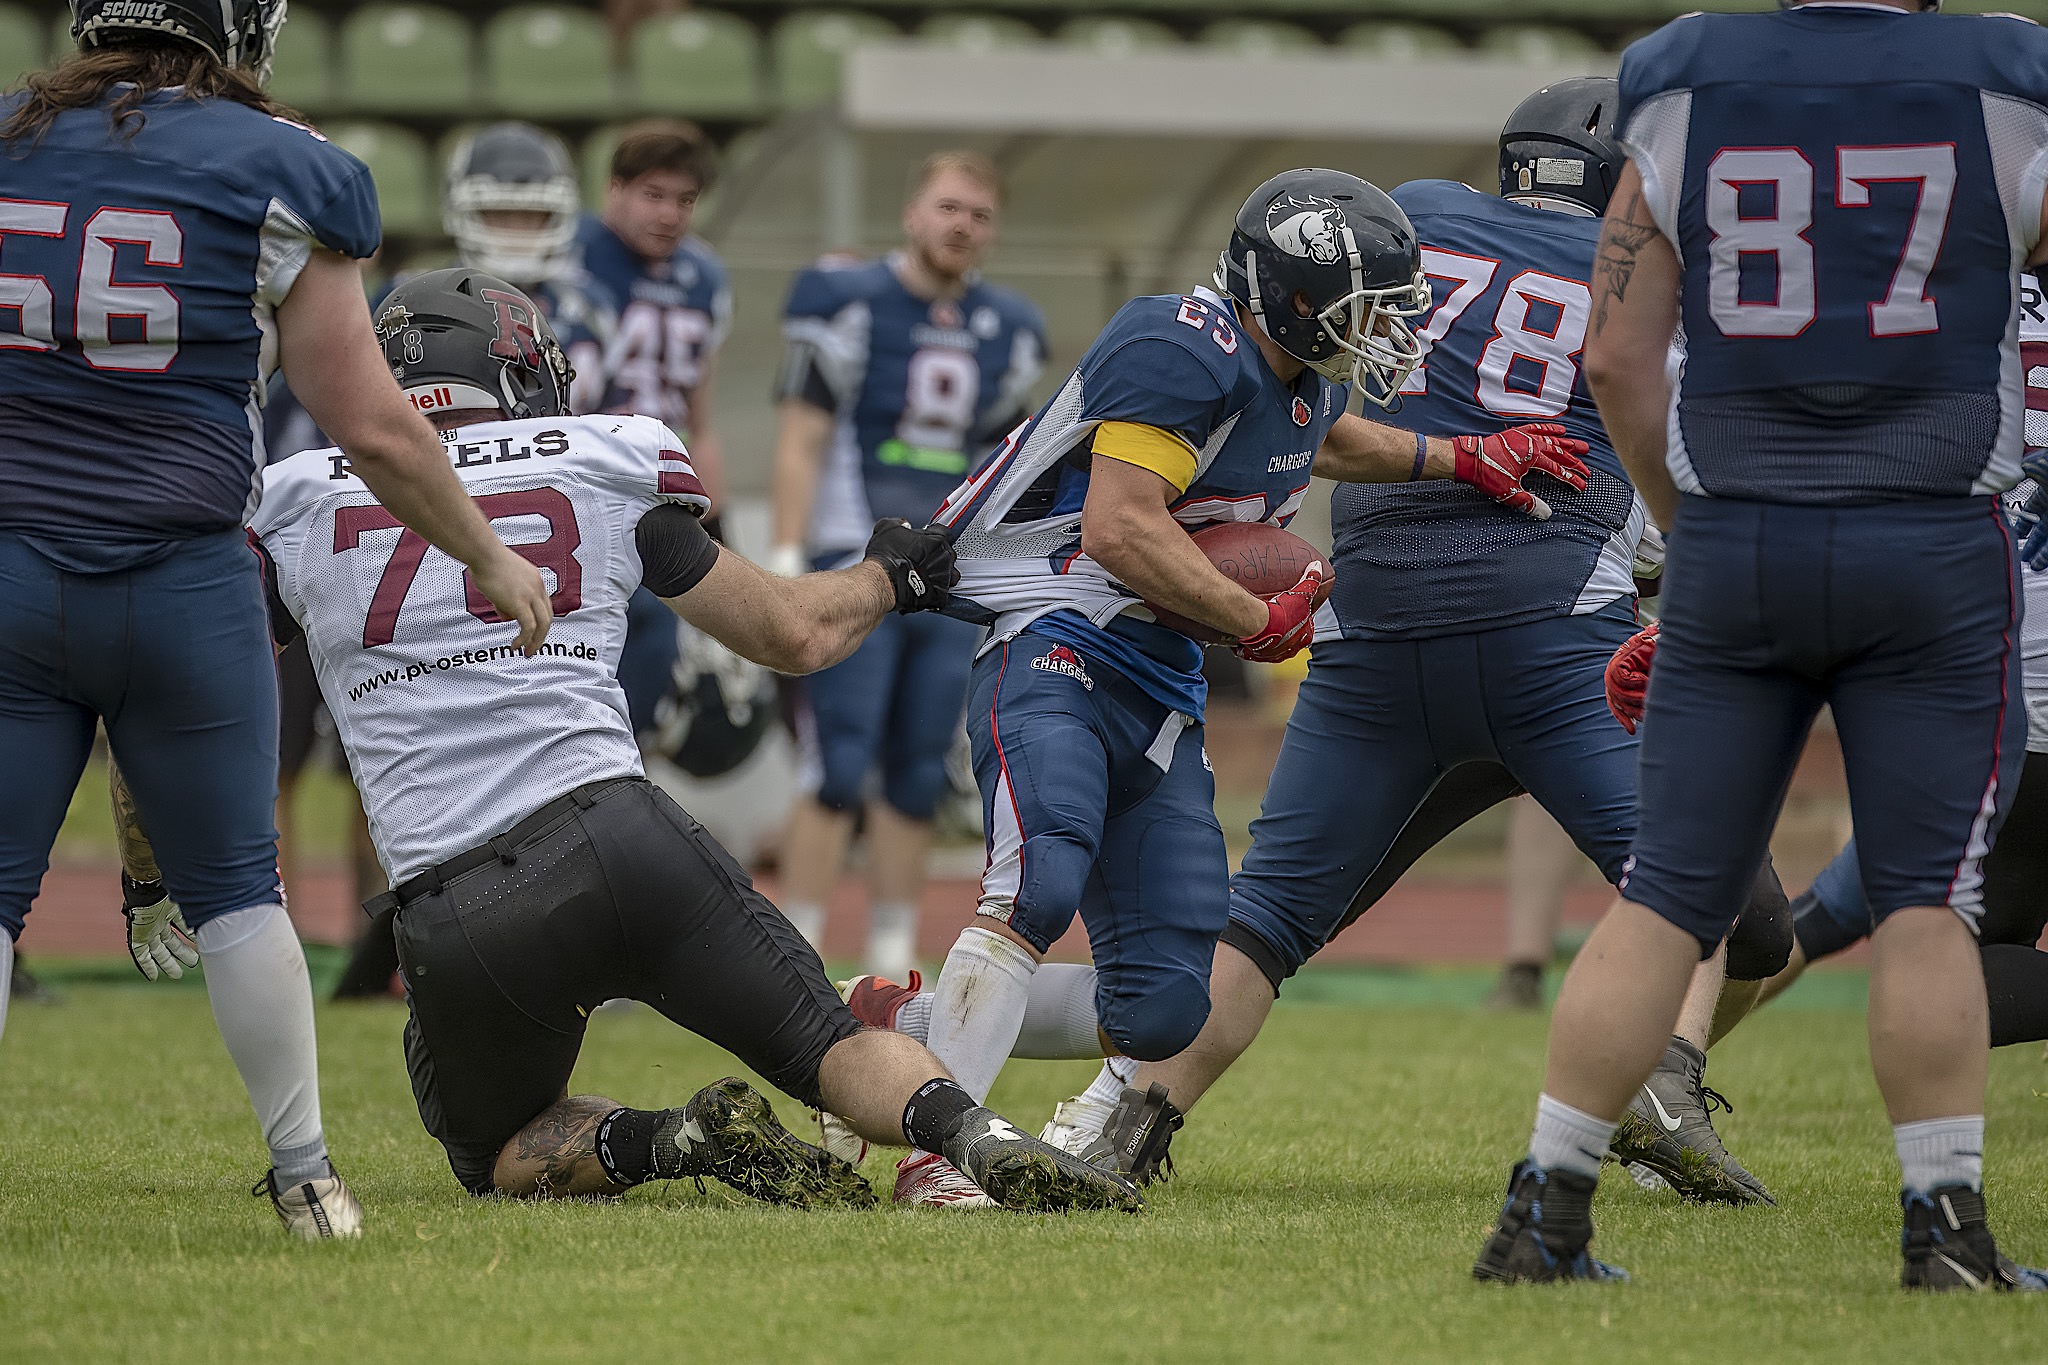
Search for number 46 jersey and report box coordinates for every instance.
[251,414,710,882]
[1618,5,2048,504]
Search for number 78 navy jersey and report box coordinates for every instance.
[1617,6,2048,504]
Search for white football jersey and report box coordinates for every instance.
[2016,276,2048,752]
[252,413,711,881]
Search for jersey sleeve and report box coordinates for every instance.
[1092,421,1199,493]
[250,123,382,307]
[1079,335,1232,450]
[702,250,735,354]
[777,267,866,411]
[1615,14,1706,143]
[648,421,713,514]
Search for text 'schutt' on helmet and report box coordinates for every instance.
[444,122,583,286]
[374,268,574,422]
[1214,169,1429,409]
[71,0,287,81]
[1499,78,1623,217]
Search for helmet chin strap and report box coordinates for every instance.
[1241,247,1265,338]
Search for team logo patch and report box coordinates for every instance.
[1266,194,1345,266]
[1031,645,1093,690]
[1291,396,1311,426]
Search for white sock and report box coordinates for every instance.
[1013,963,1102,1059]
[784,902,827,951]
[1895,1115,1985,1193]
[895,990,933,1043]
[923,927,1037,1103]
[864,900,918,980]
[196,904,328,1183]
[1059,1056,1139,1142]
[1528,1093,1615,1180]
[0,933,12,1042]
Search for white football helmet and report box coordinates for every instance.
[444,122,582,286]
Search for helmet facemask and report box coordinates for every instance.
[445,177,582,285]
[1230,240,1430,409]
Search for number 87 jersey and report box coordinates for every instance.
[1617,5,2048,504]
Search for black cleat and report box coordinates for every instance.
[1473,1160,1628,1284]
[9,953,60,1005]
[674,1078,877,1209]
[1092,1083,1183,1186]
[943,1106,1144,1214]
[1901,1186,2048,1292]
[1607,1038,1773,1205]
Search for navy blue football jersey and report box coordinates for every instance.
[530,271,620,415]
[574,216,729,435]
[938,286,1345,718]
[0,94,377,553]
[1330,180,1644,640]
[782,254,1047,551]
[1617,6,2048,503]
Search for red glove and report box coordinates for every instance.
[1233,560,1328,664]
[1451,422,1591,520]
[1605,622,1659,734]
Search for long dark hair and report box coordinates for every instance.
[3,38,299,151]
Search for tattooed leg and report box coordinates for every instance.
[492,1094,629,1199]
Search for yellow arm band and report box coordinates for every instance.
[1092,421,1199,494]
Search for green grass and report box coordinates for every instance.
[4,980,2046,1364]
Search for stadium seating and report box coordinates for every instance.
[0,4,44,86]
[484,7,614,117]
[1054,17,1178,58]
[339,6,476,115]
[581,124,625,208]
[266,8,333,110]
[1475,26,1606,62]
[1338,23,1464,60]
[770,10,897,109]
[632,11,766,118]
[1200,21,1321,59]
[916,14,1042,55]
[325,121,437,236]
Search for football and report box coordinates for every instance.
[1144,522,1334,643]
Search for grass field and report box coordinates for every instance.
[4,973,2046,1364]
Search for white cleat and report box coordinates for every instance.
[256,1162,364,1241]
[1038,1097,1111,1157]
[893,1151,995,1209]
[813,1109,870,1166]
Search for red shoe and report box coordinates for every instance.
[893,1151,993,1209]
[837,970,922,1030]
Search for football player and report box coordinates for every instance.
[767,151,1047,978]
[575,121,731,740]
[0,0,552,1238]
[1476,0,2048,1289]
[854,84,1794,1207]
[204,268,1137,1214]
[864,167,1590,1207]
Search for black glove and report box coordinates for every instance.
[863,518,958,614]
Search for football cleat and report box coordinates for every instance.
[893,1152,995,1209]
[678,1077,876,1209]
[1607,1038,1774,1205]
[254,1161,364,1241]
[1480,964,1544,1012]
[838,970,922,1031]
[943,1107,1144,1214]
[812,1109,869,1167]
[1039,1095,1113,1158]
[1094,1083,1182,1186]
[1473,1160,1628,1284]
[1901,1186,2048,1292]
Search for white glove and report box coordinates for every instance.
[763,544,808,579]
[122,874,199,981]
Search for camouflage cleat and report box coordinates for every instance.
[1473,1161,1628,1284]
[1902,1186,2048,1292]
[943,1106,1144,1214]
[678,1077,877,1209]
[1093,1083,1183,1186]
[1607,1038,1773,1205]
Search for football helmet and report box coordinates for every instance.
[651,627,776,779]
[374,268,573,421]
[444,123,583,286]
[71,0,287,81]
[1780,0,1937,8]
[1213,168,1429,408]
[1499,78,1623,218]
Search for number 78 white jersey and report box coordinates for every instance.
[250,414,710,882]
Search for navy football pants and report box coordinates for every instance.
[1623,496,2023,953]
[801,607,980,820]
[0,531,281,937]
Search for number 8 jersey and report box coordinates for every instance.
[251,414,710,882]
[1617,5,2048,504]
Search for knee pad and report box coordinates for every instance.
[881,759,948,823]
[1098,973,1211,1063]
[807,737,868,812]
[1725,865,1793,981]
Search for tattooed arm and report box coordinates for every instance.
[492,1094,631,1198]
[109,759,161,884]
[1584,161,1684,530]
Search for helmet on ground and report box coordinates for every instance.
[373,268,573,421]
[1213,168,1429,409]
[444,123,583,286]
[1499,78,1623,217]
[651,628,777,779]
[71,0,287,80]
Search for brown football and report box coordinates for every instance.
[1143,522,1334,644]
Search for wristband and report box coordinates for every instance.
[1408,431,1428,482]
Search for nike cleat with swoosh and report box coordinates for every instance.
[1902,1185,2048,1292]
[943,1106,1144,1213]
[1473,1160,1629,1284]
[1607,1037,1774,1205]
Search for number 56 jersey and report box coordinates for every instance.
[250,414,711,882]
[1618,6,2048,504]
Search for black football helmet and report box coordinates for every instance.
[373,268,573,421]
[1213,168,1429,409]
[651,628,776,779]
[444,123,583,287]
[71,0,287,80]
[1499,78,1623,218]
